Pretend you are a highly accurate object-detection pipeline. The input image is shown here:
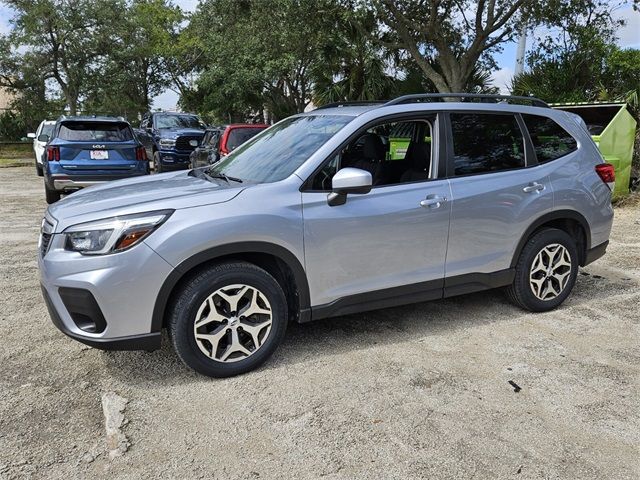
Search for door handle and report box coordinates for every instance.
[523,182,545,193]
[420,194,447,208]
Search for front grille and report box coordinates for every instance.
[40,232,52,257]
[175,135,201,152]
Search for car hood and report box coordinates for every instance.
[48,170,245,229]
[158,128,205,138]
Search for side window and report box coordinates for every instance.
[311,118,434,190]
[450,113,525,176]
[522,114,577,164]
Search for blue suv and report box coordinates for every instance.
[136,112,207,172]
[43,116,149,204]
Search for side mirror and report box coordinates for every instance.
[327,167,372,206]
[37,134,49,142]
[27,132,36,139]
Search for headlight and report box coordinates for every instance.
[64,210,173,255]
[159,138,176,148]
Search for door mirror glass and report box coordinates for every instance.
[27,132,36,139]
[328,167,372,206]
[37,133,49,142]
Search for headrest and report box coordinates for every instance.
[361,134,385,161]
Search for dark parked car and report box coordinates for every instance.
[190,124,269,168]
[189,127,223,168]
[136,112,207,172]
[43,116,149,204]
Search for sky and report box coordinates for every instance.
[0,1,638,109]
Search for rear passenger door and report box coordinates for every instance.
[444,112,554,283]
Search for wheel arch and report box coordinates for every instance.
[151,242,310,332]
[510,210,591,268]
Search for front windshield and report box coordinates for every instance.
[209,115,353,183]
[155,114,201,129]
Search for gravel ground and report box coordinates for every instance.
[1,166,639,479]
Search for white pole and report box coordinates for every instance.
[515,24,527,76]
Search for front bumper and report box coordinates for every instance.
[41,285,161,351]
[158,150,192,169]
[39,231,174,350]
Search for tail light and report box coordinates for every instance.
[47,146,60,161]
[135,146,147,161]
[595,163,615,191]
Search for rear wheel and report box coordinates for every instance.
[168,262,288,377]
[506,228,579,312]
[36,163,43,177]
[153,151,163,173]
[44,182,60,204]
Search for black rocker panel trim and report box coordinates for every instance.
[309,268,516,322]
[310,278,443,321]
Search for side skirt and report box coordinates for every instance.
[307,269,515,322]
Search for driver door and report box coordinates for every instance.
[301,115,451,313]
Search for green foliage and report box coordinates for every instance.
[371,0,528,93]
[511,0,630,103]
[0,0,182,122]
[184,0,342,122]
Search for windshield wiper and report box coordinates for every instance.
[188,169,242,184]
[206,171,243,183]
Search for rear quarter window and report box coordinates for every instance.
[57,122,133,142]
[450,113,525,176]
[522,114,577,164]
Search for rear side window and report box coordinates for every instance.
[522,114,577,163]
[226,128,265,151]
[57,122,133,142]
[450,113,525,176]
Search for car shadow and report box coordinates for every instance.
[99,269,637,384]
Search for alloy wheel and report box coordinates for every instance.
[529,243,572,301]
[193,284,273,362]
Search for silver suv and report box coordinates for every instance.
[39,95,615,377]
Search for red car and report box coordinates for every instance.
[190,124,269,168]
[220,124,268,156]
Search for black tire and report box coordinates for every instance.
[36,163,44,177]
[168,262,288,378]
[44,182,61,204]
[506,228,579,312]
[153,151,163,173]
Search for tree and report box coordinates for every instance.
[186,0,339,122]
[312,9,397,105]
[83,0,184,118]
[510,0,628,102]
[371,0,529,93]
[1,0,124,115]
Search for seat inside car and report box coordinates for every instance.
[350,133,386,185]
[400,141,431,182]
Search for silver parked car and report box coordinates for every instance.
[39,94,615,377]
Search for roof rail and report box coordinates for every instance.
[384,93,549,108]
[314,100,386,110]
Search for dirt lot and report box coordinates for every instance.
[1,166,639,479]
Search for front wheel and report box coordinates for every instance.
[506,228,579,312]
[168,262,288,377]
